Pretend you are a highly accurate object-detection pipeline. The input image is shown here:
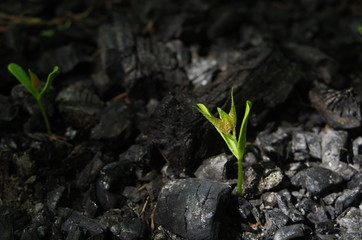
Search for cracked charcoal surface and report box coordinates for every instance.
[155,178,231,240]
[291,167,343,195]
[309,88,361,129]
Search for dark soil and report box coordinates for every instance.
[0,1,362,240]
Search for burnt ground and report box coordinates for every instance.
[0,1,362,240]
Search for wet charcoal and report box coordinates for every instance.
[291,166,343,196]
[91,98,132,139]
[273,224,312,240]
[154,178,231,240]
[334,187,362,215]
[194,153,229,182]
[56,84,104,130]
[44,186,65,216]
[309,88,361,129]
[76,153,105,190]
[61,211,105,236]
[243,161,284,198]
[336,207,362,233]
[0,94,17,122]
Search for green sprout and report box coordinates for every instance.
[195,88,252,196]
[8,63,59,134]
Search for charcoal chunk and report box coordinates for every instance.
[61,211,105,235]
[320,129,356,180]
[194,153,229,181]
[273,224,312,240]
[337,207,362,233]
[155,178,231,240]
[309,88,361,129]
[334,188,362,215]
[291,167,343,195]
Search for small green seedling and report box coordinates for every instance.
[8,63,59,134]
[195,88,252,196]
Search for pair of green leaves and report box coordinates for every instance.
[195,89,252,161]
[8,63,59,133]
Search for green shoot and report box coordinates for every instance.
[8,63,59,134]
[195,88,252,196]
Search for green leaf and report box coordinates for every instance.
[228,87,237,129]
[39,66,59,97]
[217,107,233,133]
[236,100,252,157]
[358,27,362,36]
[8,63,39,97]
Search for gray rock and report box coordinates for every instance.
[194,153,228,181]
[337,207,362,233]
[155,178,231,240]
[273,224,312,240]
[0,95,17,122]
[291,166,343,195]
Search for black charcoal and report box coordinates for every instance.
[334,187,361,215]
[61,211,105,235]
[44,186,65,216]
[194,153,229,181]
[336,207,362,233]
[91,98,132,139]
[309,88,361,129]
[273,224,312,240]
[243,162,284,198]
[155,178,231,240]
[276,190,304,222]
[291,167,343,195]
[264,209,289,234]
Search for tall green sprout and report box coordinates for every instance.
[195,88,252,196]
[8,63,59,134]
